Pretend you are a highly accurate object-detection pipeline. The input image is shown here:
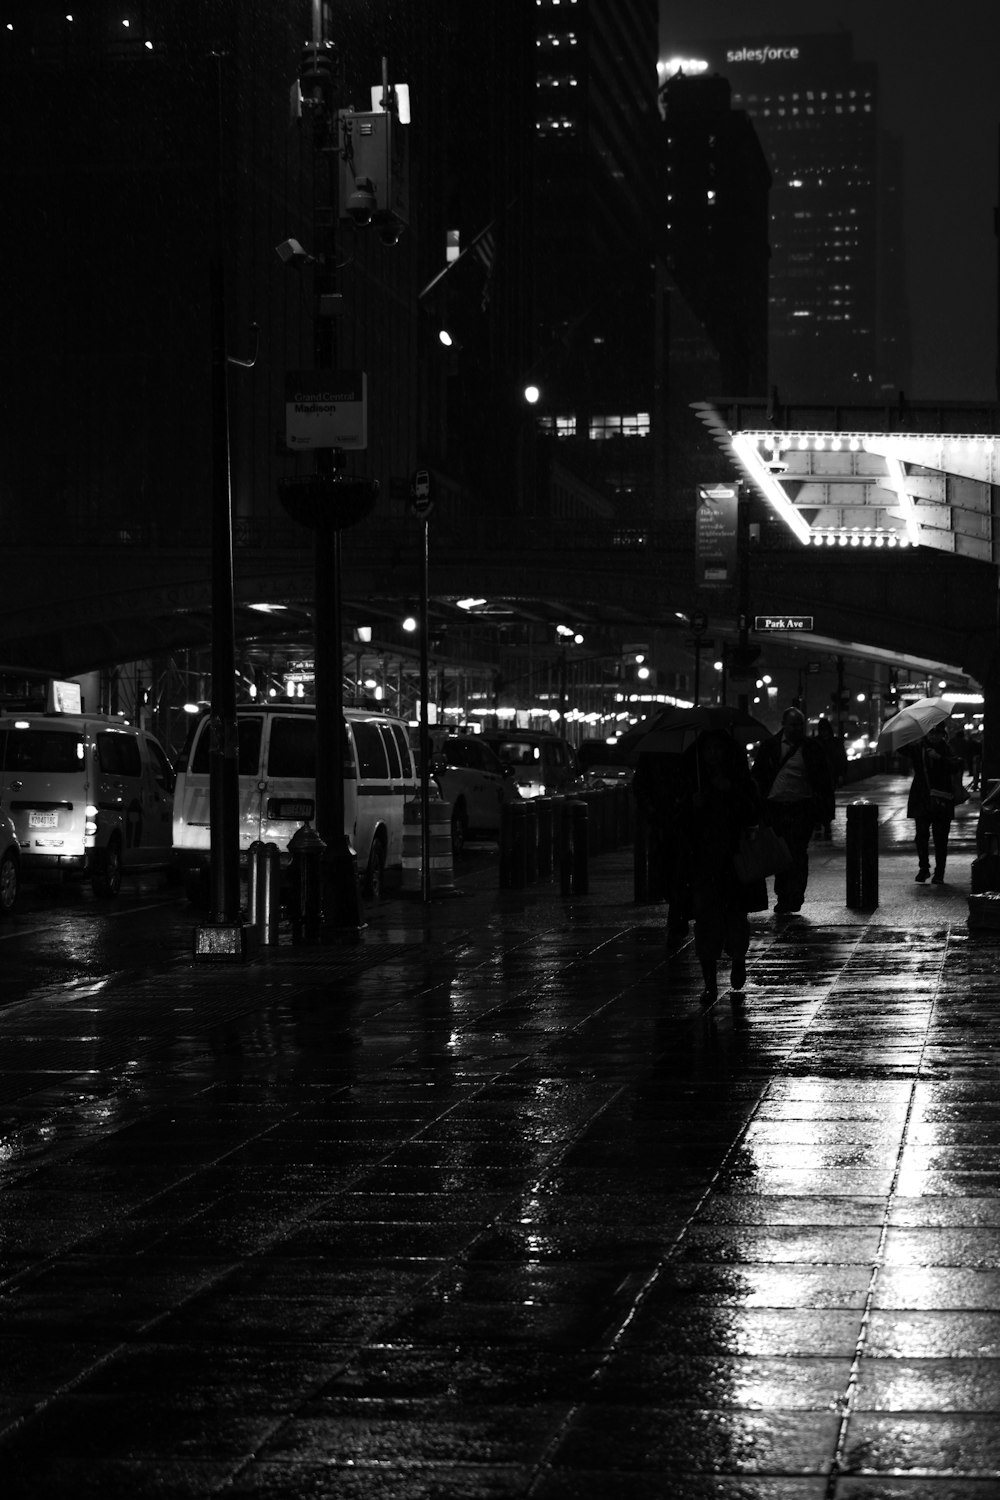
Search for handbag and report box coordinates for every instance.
[733,824,792,883]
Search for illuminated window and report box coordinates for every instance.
[446,229,460,263]
[589,413,650,439]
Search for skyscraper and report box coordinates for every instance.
[659,69,771,396]
[660,32,909,403]
[532,0,662,519]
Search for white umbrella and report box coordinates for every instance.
[877,696,951,753]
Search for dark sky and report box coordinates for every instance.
[660,0,1000,402]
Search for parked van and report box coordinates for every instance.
[0,712,176,895]
[171,705,417,902]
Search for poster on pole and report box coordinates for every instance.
[285,370,367,450]
[695,484,739,588]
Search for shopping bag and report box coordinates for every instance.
[733,824,792,883]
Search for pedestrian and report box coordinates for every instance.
[900,722,965,883]
[674,729,766,1001]
[751,705,836,915]
[815,717,848,840]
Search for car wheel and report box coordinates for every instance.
[363,837,386,901]
[451,802,468,856]
[0,850,18,914]
[91,839,123,898]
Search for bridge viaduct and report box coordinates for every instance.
[2,518,997,694]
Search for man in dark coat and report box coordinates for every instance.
[751,706,836,915]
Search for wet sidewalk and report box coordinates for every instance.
[2,774,1000,1498]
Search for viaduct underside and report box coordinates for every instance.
[2,533,996,687]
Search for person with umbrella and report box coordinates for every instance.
[674,729,767,1001]
[899,721,964,883]
[750,706,836,915]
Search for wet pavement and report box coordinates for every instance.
[2,772,1000,1498]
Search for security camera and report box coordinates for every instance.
[275,238,315,267]
[765,459,788,474]
[377,219,404,247]
[345,177,377,226]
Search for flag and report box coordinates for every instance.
[472,227,496,310]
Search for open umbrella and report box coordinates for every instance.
[616,704,770,762]
[877,696,951,753]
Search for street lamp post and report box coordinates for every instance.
[194,54,256,962]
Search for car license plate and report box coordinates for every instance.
[29,811,58,828]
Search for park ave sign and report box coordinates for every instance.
[754,615,814,631]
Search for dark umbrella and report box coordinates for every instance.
[616,704,770,762]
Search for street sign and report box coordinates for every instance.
[695,485,739,589]
[285,370,367,450]
[754,615,814,632]
[410,469,433,519]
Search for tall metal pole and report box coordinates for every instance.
[195,52,251,960]
[419,516,431,902]
[207,254,240,928]
[736,487,751,716]
[308,8,363,937]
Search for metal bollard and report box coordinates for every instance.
[288,822,326,943]
[500,800,528,889]
[557,798,574,896]
[633,816,653,903]
[524,799,538,885]
[535,797,554,879]
[846,800,878,910]
[571,798,589,894]
[601,786,615,850]
[247,840,281,945]
[558,797,589,896]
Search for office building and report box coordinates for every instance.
[532,0,662,520]
[660,32,910,402]
[659,69,771,396]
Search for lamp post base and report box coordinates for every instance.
[193,920,259,962]
[319,837,367,942]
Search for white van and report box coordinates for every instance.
[0,713,176,895]
[171,705,417,902]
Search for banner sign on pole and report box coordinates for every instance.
[285,370,367,450]
[695,484,739,588]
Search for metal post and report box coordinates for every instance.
[419,516,431,902]
[194,53,253,961]
[206,255,240,929]
[736,488,751,717]
[315,514,364,936]
[846,799,879,910]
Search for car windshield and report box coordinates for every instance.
[492,741,539,766]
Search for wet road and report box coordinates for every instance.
[0,875,193,1007]
[2,776,1000,1497]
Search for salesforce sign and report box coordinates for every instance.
[725,44,800,65]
